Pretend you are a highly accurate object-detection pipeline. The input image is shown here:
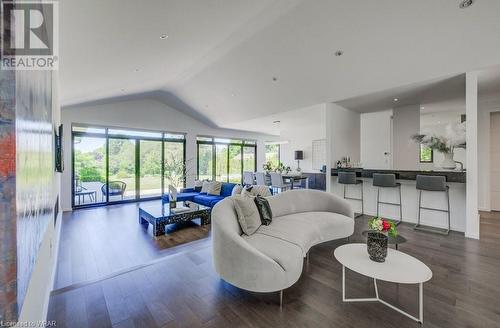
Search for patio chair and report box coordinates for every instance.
[101,181,127,201]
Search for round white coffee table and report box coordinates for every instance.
[334,243,432,324]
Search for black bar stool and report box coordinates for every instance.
[372,173,402,225]
[338,171,363,218]
[414,175,450,235]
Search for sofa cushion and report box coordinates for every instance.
[232,196,261,235]
[193,194,223,207]
[254,195,273,226]
[207,181,223,196]
[254,211,354,255]
[241,185,271,197]
[220,182,237,197]
[243,233,303,277]
[231,184,243,196]
[200,181,211,193]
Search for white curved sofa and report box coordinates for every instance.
[211,189,354,293]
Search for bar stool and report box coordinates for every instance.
[414,175,450,235]
[338,171,363,218]
[372,173,402,225]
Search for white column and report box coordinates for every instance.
[466,72,480,239]
[325,104,332,193]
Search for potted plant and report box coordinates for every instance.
[262,161,274,173]
[411,122,466,169]
[367,217,398,262]
[274,162,291,174]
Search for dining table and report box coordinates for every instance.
[281,174,309,189]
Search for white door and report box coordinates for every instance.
[491,112,500,210]
[360,110,393,169]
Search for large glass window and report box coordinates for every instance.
[197,143,213,181]
[215,144,229,182]
[243,146,256,173]
[196,137,257,184]
[164,141,185,190]
[265,143,280,169]
[229,145,242,183]
[72,125,185,208]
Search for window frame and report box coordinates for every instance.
[419,144,434,163]
[196,136,257,184]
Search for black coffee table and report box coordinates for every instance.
[361,230,407,250]
[139,201,211,237]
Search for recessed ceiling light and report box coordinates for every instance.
[393,98,399,102]
[273,120,281,124]
[160,34,168,39]
[334,50,344,56]
[420,106,425,110]
[459,0,474,8]
[120,88,125,92]
[135,68,140,72]
[272,77,278,82]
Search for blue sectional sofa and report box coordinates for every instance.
[162,182,237,208]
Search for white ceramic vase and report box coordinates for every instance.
[440,152,456,169]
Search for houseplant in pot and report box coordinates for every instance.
[411,122,466,169]
[367,217,398,262]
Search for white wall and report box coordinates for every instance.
[360,110,393,169]
[61,98,274,211]
[392,104,420,170]
[477,93,500,211]
[327,103,360,166]
[278,104,326,172]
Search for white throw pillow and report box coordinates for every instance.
[231,184,243,196]
[232,196,261,235]
[207,181,222,196]
[241,185,271,197]
[200,181,210,193]
[252,185,272,197]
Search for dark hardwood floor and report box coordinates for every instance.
[49,205,500,328]
[55,201,210,289]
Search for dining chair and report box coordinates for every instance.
[243,171,255,186]
[269,172,292,194]
[255,172,268,186]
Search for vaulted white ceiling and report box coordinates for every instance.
[61,0,500,128]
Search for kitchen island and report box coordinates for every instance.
[331,168,466,232]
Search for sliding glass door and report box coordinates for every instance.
[140,140,162,198]
[73,133,107,206]
[108,137,136,202]
[72,125,185,208]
